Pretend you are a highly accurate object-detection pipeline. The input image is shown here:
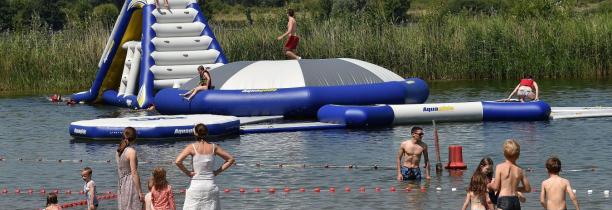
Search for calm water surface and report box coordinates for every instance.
[1,80,611,209]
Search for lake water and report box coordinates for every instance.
[1,79,611,209]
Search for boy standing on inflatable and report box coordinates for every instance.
[277,9,301,60]
[505,75,539,102]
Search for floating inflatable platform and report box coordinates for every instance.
[154,59,429,117]
[240,122,346,134]
[70,114,239,140]
[550,107,612,119]
[317,101,552,127]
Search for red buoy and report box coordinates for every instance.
[359,187,365,192]
[344,187,350,192]
[223,188,230,193]
[268,188,276,193]
[390,186,396,192]
[329,187,335,192]
[299,188,305,192]
[283,187,290,193]
[254,188,261,193]
[239,188,246,193]
[445,145,467,169]
[313,187,320,193]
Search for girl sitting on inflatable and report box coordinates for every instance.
[505,75,539,102]
[181,66,211,101]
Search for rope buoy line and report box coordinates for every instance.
[0,157,598,172]
[24,187,610,210]
[2,186,610,197]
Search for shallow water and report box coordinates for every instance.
[1,79,612,209]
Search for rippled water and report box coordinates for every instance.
[1,80,611,209]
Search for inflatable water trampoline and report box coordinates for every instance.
[154,59,429,117]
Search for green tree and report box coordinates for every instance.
[0,0,16,31]
[93,3,119,25]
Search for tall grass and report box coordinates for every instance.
[0,19,108,93]
[217,13,611,80]
[0,13,610,94]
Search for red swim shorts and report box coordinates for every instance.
[284,35,300,50]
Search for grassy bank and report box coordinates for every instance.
[1,13,610,93]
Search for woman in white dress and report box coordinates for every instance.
[175,123,235,210]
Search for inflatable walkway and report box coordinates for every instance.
[318,101,552,127]
[71,0,226,109]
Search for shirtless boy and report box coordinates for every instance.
[489,139,531,210]
[276,9,301,60]
[397,127,431,181]
[540,157,580,210]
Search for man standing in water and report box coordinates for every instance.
[276,9,301,60]
[397,127,431,181]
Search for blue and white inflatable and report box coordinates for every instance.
[154,59,429,117]
[71,0,226,109]
[317,101,552,127]
[70,114,239,140]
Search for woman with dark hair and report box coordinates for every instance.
[176,123,235,210]
[116,127,144,210]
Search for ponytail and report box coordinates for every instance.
[117,127,137,156]
[194,123,208,141]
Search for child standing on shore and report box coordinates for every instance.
[81,167,98,210]
[151,167,175,210]
[462,173,494,210]
[488,139,531,210]
[540,157,580,210]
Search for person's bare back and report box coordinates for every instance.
[495,161,529,196]
[489,139,531,210]
[541,176,572,210]
[540,157,579,210]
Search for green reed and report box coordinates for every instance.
[0,20,107,93]
[1,13,609,94]
[216,13,611,80]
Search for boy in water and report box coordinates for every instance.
[489,139,531,210]
[540,157,580,210]
[396,126,431,181]
[81,167,98,210]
